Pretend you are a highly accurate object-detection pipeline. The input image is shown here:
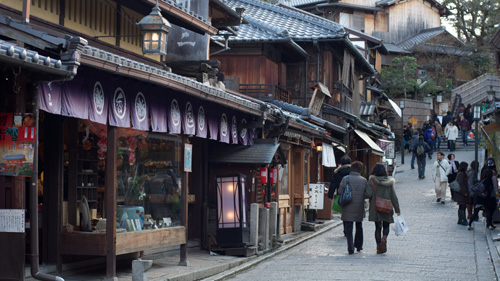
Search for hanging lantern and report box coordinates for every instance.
[138,0,170,55]
[260,167,268,184]
[269,168,277,184]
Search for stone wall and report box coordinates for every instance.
[393,99,432,132]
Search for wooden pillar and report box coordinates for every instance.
[179,139,189,266]
[105,126,117,278]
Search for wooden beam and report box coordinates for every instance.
[179,138,189,266]
[105,126,117,278]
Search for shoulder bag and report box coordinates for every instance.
[338,176,352,206]
[371,178,393,214]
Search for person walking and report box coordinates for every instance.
[444,121,458,152]
[338,161,368,254]
[413,136,431,179]
[434,120,443,150]
[447,154,460,201]
[366,163,401,254]
[432,151,451,204]
[459,115,470,146]
[466,160,479,220]
[328,156,351,202]
[409,131,419,169]
[468,166,498,230]
[442,111,453,130]
[454,162,470,226]
[403,125,412,153]
[424,126,435,158]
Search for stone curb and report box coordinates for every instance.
[484,223,500,281]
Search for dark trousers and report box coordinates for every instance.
[343,221,363,253]
[417,156,426,178]
[411,152,416,168]
[374,221,390,245]
[469,198,496,227]
[448,140,456,151]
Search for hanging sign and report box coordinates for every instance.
[0,209,25,233]
[184,143,192,172]
[0,113,35,176]
[196,105,207,138]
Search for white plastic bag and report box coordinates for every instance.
[394,216,408,236]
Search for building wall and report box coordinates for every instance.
[215,55,279,85]
[395,99,432,132]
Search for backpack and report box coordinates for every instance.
[416,144,425,156]
[471,180,488,198]
[430,131,436,140]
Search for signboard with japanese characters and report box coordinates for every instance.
[308,183,325,209]
[0,209,25,233]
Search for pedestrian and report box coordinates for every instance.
[328,156,351,202]
[468,166,498,230]
[409,131,419,169]
[432,151,451,204]
[403,125,412,153]
[454,162,469,226]
[366,163,401,254]
[424,126,435,158]
[466,160,479,220]
[465,104,473,127]
[338,161,368,254]
[459,115,470,146]
[444,121,458,152]
[447,154,459,201]
[434,120,443,150]
[442,111,453,130]
[413,136,431,179]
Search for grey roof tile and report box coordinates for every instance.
[0,38,66,71]
[277,0,327,6]
[397,26,447,50]
[221,0,346,41]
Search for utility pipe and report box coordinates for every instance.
[31,86,65,281]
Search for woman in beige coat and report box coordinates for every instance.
[366,163,401,254]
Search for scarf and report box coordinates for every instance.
[450,160,457,173]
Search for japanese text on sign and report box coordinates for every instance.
[308,183,325,210]
[0,209,25,233]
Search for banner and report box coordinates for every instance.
[0,113,35,176]
[231,116,238,144]
[131,91,149,131]
[38,82,62,115]
[182,101,196,136]
[150,93,167,133]
[196,105,207,139]
[219,113,229,144]
[168,99,182,134]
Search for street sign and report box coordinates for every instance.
[308,183,325,209]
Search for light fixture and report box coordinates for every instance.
[317,145,323,152]
[216,174,247,246]
[473,104,481,121]
[138,0,171,55]
[399,100,405,110]
[436,94,442,103]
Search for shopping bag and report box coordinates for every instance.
[394,216,408,236]
[332,195,342,213]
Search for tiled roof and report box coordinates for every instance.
[81,45,263,113]
[384,43,411,54]
[375,0,396,6]
[213,15,289,42]
[161,0,207,23]
[0,38,71,76]
[397,26,447,50]
[277,0,327,7]
[221,0,346,41]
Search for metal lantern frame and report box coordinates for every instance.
[216,174,247,247]
[138,1,171,55]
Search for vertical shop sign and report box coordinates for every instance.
[0,113,35,176]
[184,143,192,172]
[308,183,324,209]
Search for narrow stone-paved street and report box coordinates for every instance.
[223,149,497,280]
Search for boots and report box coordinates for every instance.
[377,245,382,254]
[458,206,468,226]
[380,237,387,253]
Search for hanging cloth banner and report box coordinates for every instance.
[219,113,230,144]
[61,74,88,119]
[168,99,182,134]
[321,143,336,167]
[196,105,207,139]
[38,82,62,115]
[89,80,109,125]
[131,90,149,131]
[182,101,196,136]
[108,86,131,128]
[238,118,249,146]
[150,93,167,133]
[230,115,238,144]
[208,111,219,141]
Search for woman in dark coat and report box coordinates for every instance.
[468,168,497,230]
[447,153,459,200]
[454,162,469,225]
[338,161,368,254]
[366,163,401,254]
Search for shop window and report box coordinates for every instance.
[278,164,288,195]
[76,120,182,232]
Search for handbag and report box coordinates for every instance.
[449,180,461,193]
[338,176,352,206]
[371,178,393,214]
[331,195,342,213]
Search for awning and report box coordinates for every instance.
[388,99,402,118]
[354,130,385,157]
[483,122,500,135]
[208,141,280,164]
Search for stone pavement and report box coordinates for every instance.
[26,148,500,281]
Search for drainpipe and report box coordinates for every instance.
[30,85,65,281]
